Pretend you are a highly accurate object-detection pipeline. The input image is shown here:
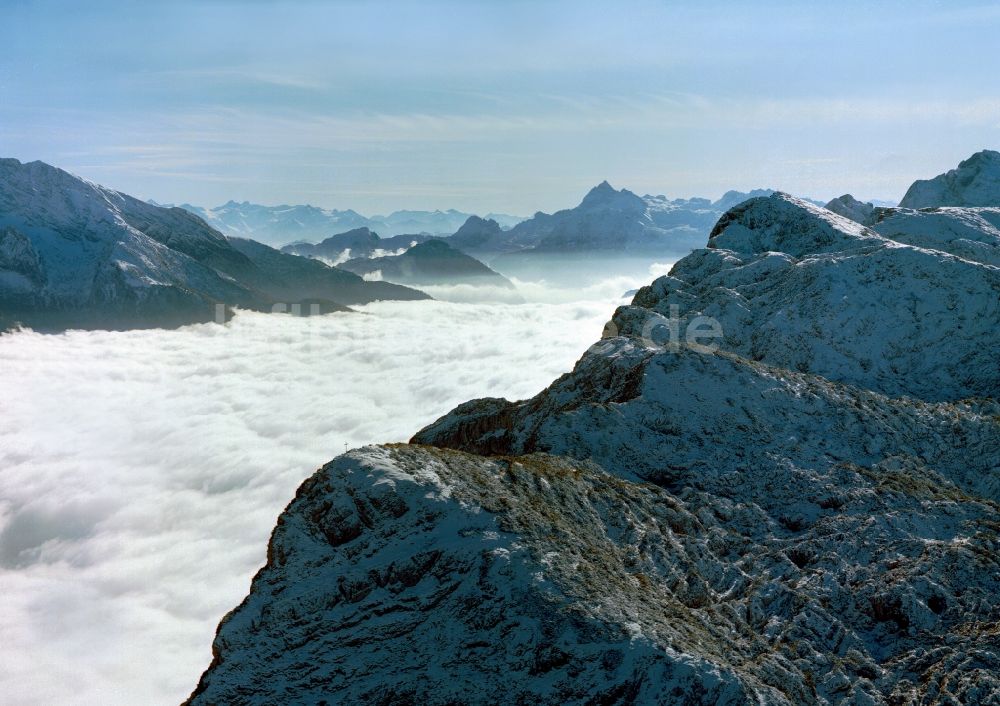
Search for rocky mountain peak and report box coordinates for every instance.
[454,214,501,236]
[899,148,1000,208]
[578,180,644,210]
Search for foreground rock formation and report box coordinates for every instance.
[189,186,1000,704]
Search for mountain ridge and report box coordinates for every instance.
[0,158,428,331]
[172,200,526,247]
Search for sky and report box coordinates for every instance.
[2,0,999,214]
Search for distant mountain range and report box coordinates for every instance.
[281,185,811,276]
[167,186,836,257]
[6,151,991,334]
[166,200,527,247]
[0,159,427,332]
[276,185,799,286]
[447,183,786,259]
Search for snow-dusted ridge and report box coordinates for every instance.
[0,158,427,331]
[191,174,1000,704]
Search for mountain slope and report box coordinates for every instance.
[0,158,427,331]
[899,149,1000,208]
[338,239,515,288]
[227,237,430,308]
[191,190,1000,704]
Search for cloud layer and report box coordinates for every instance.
[0,296,619,705]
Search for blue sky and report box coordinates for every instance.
[2,0,999,214]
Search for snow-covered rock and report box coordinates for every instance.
[188,446,782,704]
[899,149,1000,208]
[869,206,1000,267]
[824,194,875,225]
[648,192,998,401]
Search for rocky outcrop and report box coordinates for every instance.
[190,187,1000,705]
[188,446,791,704]
[900,149,1000,208]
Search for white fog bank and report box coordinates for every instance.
[0,296,618,705]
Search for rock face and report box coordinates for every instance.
[191,191,1000,705]
[900,149,1000,208]
[189,446,785,704]
[0,159,426,331]
[338,239,515,289]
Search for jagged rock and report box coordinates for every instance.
[188,446,791,705]
[900,150,1000,208]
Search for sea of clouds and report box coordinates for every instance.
[0,280,660,704]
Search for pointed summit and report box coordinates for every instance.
[447,215,503,252]
[455,215,501,236]
[580,180,618,206]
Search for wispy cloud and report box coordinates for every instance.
[140,67,329,91]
